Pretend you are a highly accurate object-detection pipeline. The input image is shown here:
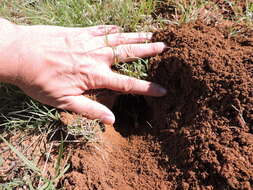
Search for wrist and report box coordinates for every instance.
[0,19,23,85]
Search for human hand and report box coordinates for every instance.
[10,24,166,124]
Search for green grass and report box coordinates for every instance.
[0,0,157,30]
[0,0,252,189]
[172,0,209,24]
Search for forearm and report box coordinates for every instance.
[0,18,21,84]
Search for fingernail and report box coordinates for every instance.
[159,87,167,96]
[164,45,169,50]
[103,114,115,125]
[161,42,168,48]
[155,42,168,53]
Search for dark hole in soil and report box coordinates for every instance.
[112,94,153,137]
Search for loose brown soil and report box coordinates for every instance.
[60,21,253,190]
[148,21,253,189]
[61,125,169,190]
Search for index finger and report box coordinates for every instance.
[101,71,167,97]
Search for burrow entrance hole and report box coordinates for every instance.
[112,94,154,137]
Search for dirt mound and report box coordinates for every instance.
[61,125,169,190]
[59,21,253,190]
[149,21,253,189]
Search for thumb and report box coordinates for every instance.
[58,95,115,125]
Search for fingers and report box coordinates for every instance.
[98,32,153,47]
[58,95,115,125]
[104,42,166,63]
[102,71,167,97]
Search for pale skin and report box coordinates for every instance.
[0,18,167,125]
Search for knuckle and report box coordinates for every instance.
[122,77,135,93]
[117,34,127,44]
[56,97,73,110]
[82,70,97,89]
[64,34,87,52]
[123,45,135,58]
[118,38,125,45]
[91,70,106,88]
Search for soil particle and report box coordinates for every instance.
[149,21,253,190]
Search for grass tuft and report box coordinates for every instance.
[113,58,150,79]
[0,85,60,138]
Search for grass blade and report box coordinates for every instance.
[0,135,41,174]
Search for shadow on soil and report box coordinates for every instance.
[112,94,154,137]
[111,57,229,188]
